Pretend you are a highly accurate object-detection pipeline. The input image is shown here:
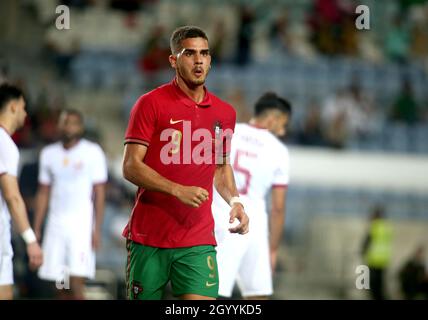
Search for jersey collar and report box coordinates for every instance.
[171,78,212,108]
[0,124,11,136]
[248,122,268,130]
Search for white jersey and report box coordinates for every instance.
[0,127,19,244]
[212,122,290,297]
[38,139,108,229]
[0,127,19,285]
[213,123,290,221]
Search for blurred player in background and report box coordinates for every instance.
[212,92,292,299]
[122,26,249,300]
[33,109,107,299]
[0,83,43,300]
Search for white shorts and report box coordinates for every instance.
[38,220,95,282]
[0,224,13,286]
[214,209,272,298]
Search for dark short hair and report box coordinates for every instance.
[170,26,209,54]
[0,83,24,112]
[61,108,84,124]
[254,92,292,117]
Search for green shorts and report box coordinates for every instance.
[126,241,219,300]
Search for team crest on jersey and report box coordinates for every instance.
[132,280,143,299]
[213,121,222,140]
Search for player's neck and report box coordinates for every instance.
[0,117,15,136]
[62,138,80,150]
[175,76,205,104]
[249,118,268,130]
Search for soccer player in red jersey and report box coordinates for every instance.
[122,26,249,300]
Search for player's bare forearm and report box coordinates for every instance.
[0,174,32,234]
[269,187,287,252]
[93,183,106,233]
[214,162,239,204]
[123,144,209,207]
[123,144,182,196]
[33,184,51,237]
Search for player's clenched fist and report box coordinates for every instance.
[228,203,249,235]
[173,185,209,208]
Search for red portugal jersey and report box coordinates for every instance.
[123,78,236,248]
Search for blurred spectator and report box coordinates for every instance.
[137,25,170,81]
[44,24,80,79]
[296,102,326,146]
[390,79,420,124]
[361,205,393,300]
[210,19,227,65]
[321,79,382,148]
[0,59,9,84]
[346,79,380,140]
[110,0,142,12]
[398,245,428,299]
[235,4,255,66]
[399,0,428,17]
[384,15,410,64]
[60,0,91,10]
[409,18,428,61]
[339,1,358,56]
[269,9,291,55]
[321,90,350,149]
[324,108,348,149]
[307,0,344,55]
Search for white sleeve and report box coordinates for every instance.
[38,148,52,185]
[0,153,6,175]
[91,145,108,184]
[272,144,290,187]
[0,143,19,177]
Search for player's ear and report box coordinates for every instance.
[9,100,17,114]
[169,54,177,69]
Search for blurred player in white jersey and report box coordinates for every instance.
[212,92,292,299]
[0,83,43,300]
[33,109,108,299]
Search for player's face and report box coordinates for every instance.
[14,97,27,130]
[59,114,83,143]
[271,113,289,137]
[170,37,211,87]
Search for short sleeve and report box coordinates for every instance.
[91,145,108,184]
[272,145,290,187]
[38,148,52,185]
[0,154,6,175]
[124,94,158,146]
[0,141,19,177]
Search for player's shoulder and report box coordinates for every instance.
[137,82,172,104]
[80,139,105,154]
[0,128,16,150]
[257,127,289,155]
[235,123,273,139]
[209,93,235,115]
[41,141,62,155]
[271,136,289,157]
